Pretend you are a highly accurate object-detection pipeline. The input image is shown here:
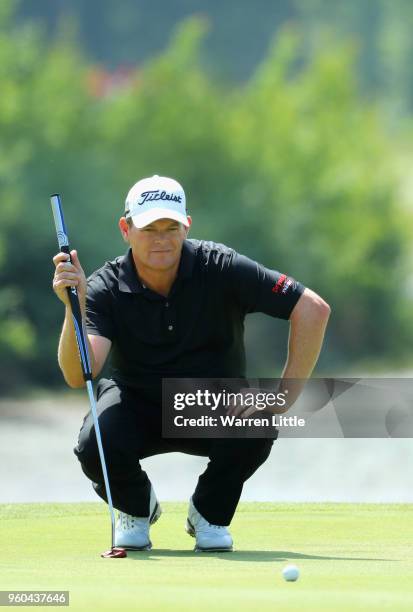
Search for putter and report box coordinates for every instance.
[50,193,126,559]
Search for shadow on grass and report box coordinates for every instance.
[125,549,396,562]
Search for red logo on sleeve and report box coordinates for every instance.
[272,275,294,295]
[272,275,287,293]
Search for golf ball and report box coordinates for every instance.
[282,564,299,581]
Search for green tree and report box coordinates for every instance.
[0,11,411,393]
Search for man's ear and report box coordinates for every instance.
[119,217,130,243]
[185,215,192,236]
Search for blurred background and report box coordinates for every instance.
[1,0,412,504]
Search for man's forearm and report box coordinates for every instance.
[58,306,96,388]
[282,310,329,379]
[277,296,330,411]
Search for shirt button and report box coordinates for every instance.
[168,325,173,331]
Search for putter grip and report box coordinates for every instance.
[50,194,92,381]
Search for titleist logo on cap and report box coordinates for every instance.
[137,190,182,206]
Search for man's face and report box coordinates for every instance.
[119,217,190,271]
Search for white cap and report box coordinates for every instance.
[125,175,189,228]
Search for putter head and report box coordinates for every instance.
[101,547,127,558]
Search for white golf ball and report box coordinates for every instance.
[282,564,300,581]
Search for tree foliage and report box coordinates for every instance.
[0,7,411,392]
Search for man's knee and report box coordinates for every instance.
[212,438,274,468]
[74,426,102,479]
[74,422,139,481]
[246,439,273,468]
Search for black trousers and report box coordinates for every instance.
[73,378,274,525]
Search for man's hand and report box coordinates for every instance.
[226,388,256,418]
[226,385,300,419]
[52,250,87,309]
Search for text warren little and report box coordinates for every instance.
[174,415,306,427]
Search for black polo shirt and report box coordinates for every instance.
[85,239,305,402]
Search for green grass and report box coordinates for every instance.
[1,503,413,611]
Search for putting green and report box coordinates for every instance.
[1,503,412,611]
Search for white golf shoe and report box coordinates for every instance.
[186,498,233,552]
[114,486,161,550]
